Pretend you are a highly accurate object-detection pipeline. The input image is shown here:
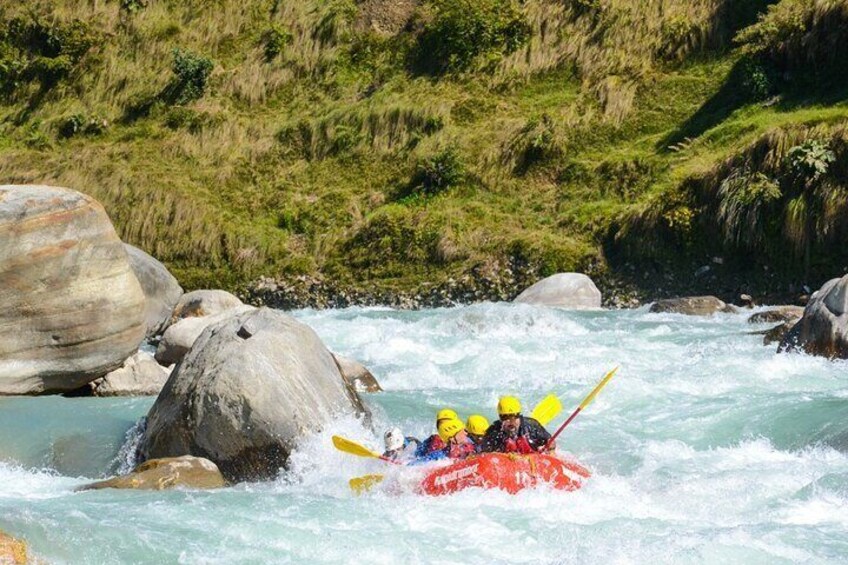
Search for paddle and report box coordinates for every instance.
[331,435,401,465]
[530,394,562,426]
[544,366,619,450]
[349,474,385,494]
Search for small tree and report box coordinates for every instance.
[165,48,213,105]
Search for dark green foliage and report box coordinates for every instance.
[738,56,774,100]
[786,140,835,182]
[164,48,213,105]
[120,0,148,13]
[410,146,466,196]
[262,26,291,61]
[0,15,98,92]
[58,113,107,138]
[413,0,530,74]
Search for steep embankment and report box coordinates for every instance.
[0,0,846,301]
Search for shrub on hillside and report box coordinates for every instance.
[58,113,108,138]
[735,0,848,87]
[410,146,466,196]
[412,0,530,74]
[120,0,148,13]
[164,48,214,105]
[0,16,98,92]
[786,139,835,182]
[263,26,292,61]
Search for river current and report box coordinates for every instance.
[1,303,847,563]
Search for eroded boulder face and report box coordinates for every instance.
[140,307,368,482]
[513,273,601,309]
[333,354,382,393]
[649,296,736,316]
[79,456,226,491]
[0,185,145,394]
[779,275,848,359]
[124,244,183,338]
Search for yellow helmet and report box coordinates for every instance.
[437,419,465,442]
[497,396,521,417]
[436,408,459,423]
[466,414,489,436]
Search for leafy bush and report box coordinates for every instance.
[410,146,466,196]
[0,16,98,91]
[120,0,148,13]
[787,140,835,182]
[164,48,214,105]
[738,56,774,100]
[263,26,292,61]
[58,113,108,138]
[413,0,530,74]
[717,170,782,247]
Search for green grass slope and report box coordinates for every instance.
[1,0,846,298]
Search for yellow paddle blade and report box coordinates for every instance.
[332,435,382,459]
[579,367,619,410]
[349,474,385,494]
[530,394,562,425]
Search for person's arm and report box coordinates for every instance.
[480,422,501,453]
[524,417,552,451]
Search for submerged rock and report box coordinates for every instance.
[155,305,254,366]
[779,275,848,359]
[139,308,368,482]
[513,273,601,309]
[89,350,170,396]
[124,244,183,338]
[0,185,145,394]
[649,296,736,316]
[747,306,804,325]
[79,456,226,491]
[0,530,27,564]
[333,354,382,393]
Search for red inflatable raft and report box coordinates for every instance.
[419,453,591,496]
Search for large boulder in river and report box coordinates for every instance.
[79,456,226,491]
[167,289,243,327]
[139,307,368,482]
[513,273,601,309]
[778,275,848,359]
[89,350,171,396]
[0,185,145,394]
[649,296,736,316]
[124,244,183,338]
[155,305,254,365]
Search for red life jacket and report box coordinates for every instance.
[503,435,534,454]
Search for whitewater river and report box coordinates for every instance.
[2,304,848,563]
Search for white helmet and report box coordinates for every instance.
[384,427,404,451]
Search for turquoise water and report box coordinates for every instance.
[2,303,848,563]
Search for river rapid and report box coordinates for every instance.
[1,303,847,564]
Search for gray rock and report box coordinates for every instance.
[91,350,170,396]
[139,308,368,481]
[155,305,254,366]
[167,289,243,328]
[747,306,804,325]
[778,275,848,359]
[649,296,737,316]
[79,456,226,491]
[759,322,795,346]
[0,185,145,394]
[513,273,601,309]
[333,354,382,393]
[124,244,183,338]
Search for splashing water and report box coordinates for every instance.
[1,304,847,563]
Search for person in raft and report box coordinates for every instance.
[465,414,489,451]
[415,408,458,459]
[382,427,420,462]
[481,396,554,454]
[438,419,478,460]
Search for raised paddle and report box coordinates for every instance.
[545,366,619,450]
[530,394,562,426]
[331,435,401,465]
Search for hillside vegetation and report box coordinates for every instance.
[1,0,847,299]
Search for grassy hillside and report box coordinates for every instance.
[1,0,846,299]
